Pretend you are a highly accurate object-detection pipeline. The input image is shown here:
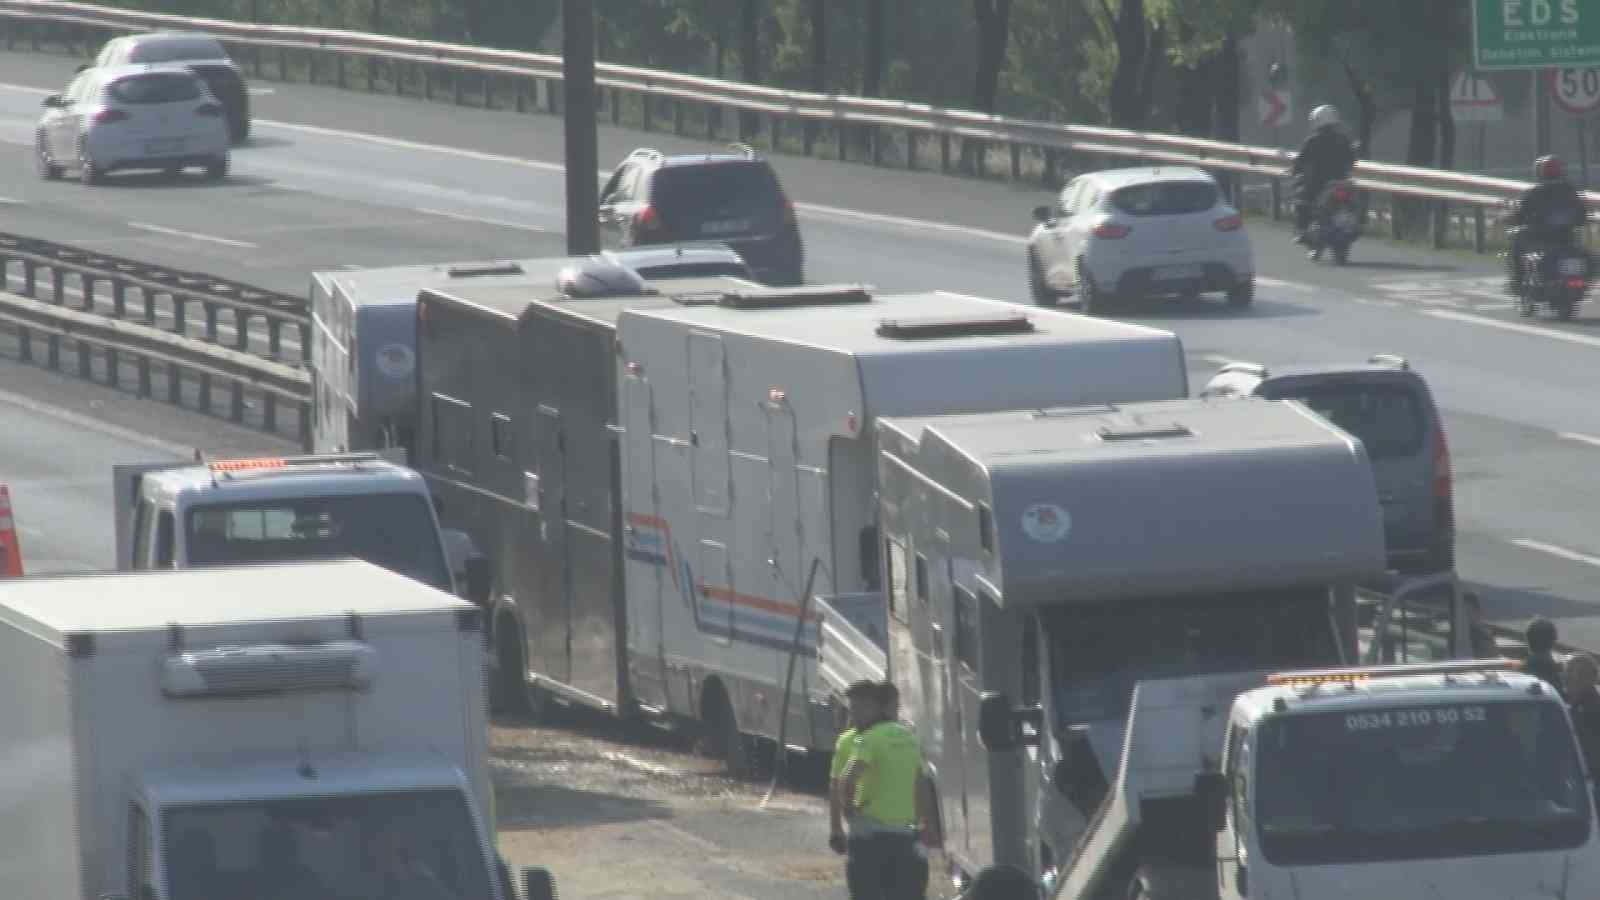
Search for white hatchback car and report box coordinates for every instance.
[1026,166,1254,314]
[36,63,230,185]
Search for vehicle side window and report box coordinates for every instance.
[885,537,909,625]
[154,511,176,568]
[600,163,633,204]
[1229,727,1252,836]
[130,499,152,569]
[954,586,979,671]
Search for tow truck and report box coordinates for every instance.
[1202,659,1598,900]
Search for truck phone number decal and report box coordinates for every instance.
[1345,706,1487,731]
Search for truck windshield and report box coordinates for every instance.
[1255,700,1590,865]
[163,789,496,900]
[185,493,451,591]
[1043,588,1341,725]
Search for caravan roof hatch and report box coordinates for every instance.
[875,311,1035,340]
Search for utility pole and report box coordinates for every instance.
[563,0,600,255]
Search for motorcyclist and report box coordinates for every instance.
[1290,105,1358,244]
[1504,155,1589,294]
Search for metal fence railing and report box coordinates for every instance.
[0,231,311,445]
[1,0,1596,255]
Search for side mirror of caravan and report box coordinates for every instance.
[463,555,493,605]
[522,865,557,900]
[978,691,1042,752]
[1195,770,1229,832]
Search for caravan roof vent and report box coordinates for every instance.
[445,262,525,278]
[876,312,1034,340]
[1096,420,1194,442]
[555,260,660,299]
[716,284,873,309]
[161,640,379,698]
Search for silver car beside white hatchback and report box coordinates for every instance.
[1026,166,1254,314]
[36,63,230,185]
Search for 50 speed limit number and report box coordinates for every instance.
[1552,67,1600,115]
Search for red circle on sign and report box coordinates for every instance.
[1550,67,1600,116]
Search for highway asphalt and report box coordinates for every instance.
[2,50,1600,652]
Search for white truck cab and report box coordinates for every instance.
[114,453,472,597]
[1211,660,1598,900]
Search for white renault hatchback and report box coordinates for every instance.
[36,63,230,185]
[1026,166,1254,314]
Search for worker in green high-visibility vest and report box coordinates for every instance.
[833,680,938,900]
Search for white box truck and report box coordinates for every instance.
[0,558,553,900]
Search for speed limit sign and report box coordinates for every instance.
[1551,67,1600,115]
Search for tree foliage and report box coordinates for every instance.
[84,0,1490,171]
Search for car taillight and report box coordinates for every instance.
[1569,277,1587,290]
[634,205,660,232]
[1433,424,1453,527]
[1092,223,1131,239]
[93,109,129,125]
[1213,214,1243,232]
[195,103,223,118]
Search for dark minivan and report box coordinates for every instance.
[1201,354,1454,575]
[598,145,804,286]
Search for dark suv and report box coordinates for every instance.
[1200,354,1454,575]
[597,145,804,286]
[88,32,250,144]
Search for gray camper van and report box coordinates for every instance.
[853,397,1387,896]
[309,244,751,459]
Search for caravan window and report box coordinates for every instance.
[491,412,515,460]
[430,393,475,474]
[885,537,909,625]
[954,586,979,670]
[1042,588,1341,727]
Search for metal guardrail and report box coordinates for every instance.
[1,0,1597,255]
[0,230,312,445]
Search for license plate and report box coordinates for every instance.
[1560,257,1588,276]
[144,138,183,155]
[1335,212,1358,227]
[1154,264,1203,281]
[700,219,751,236]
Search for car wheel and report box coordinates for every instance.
[205,155,229,181]
[78,149,103,186]
[35,132,62,180]
[1028,248,1057,307]
[1076,257,1111,316]
[1227,277,1255,308]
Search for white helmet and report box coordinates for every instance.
[1309,105,1341,130]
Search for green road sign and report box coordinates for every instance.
[1473,0,1600,70]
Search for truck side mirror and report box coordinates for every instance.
[1195,771,1228,832]
[463,555,493,605]
[522,866,556,900]
[978,691,1042,752]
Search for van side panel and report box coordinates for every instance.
[0,620,80,900]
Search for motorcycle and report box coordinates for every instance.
[1303,179,1362,264]
[1509,230,1593,321]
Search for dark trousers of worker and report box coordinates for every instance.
[846,833,927,900]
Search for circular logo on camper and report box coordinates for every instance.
[374,343,415,381]
[1020,503,1071,543]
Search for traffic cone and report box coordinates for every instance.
[0,486,22,577]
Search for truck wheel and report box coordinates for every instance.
[495,623,557,724]
[702,683,751,779]
[523,866,557,900]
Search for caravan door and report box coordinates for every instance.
[533,405,573,686]
[623,373,670,713]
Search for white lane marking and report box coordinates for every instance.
[1255,276,1312,291]
[128,222,258,249]
[1558,432,1600,450]
[257,118,567,172]
[0,383,192,457]
[0,81,50,96]
[1424,308,1600,349]
[1511,538,1600,569]
[413,206,552,233]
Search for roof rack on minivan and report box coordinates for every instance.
[1368,354,1411,371]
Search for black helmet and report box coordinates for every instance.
[1527,616,1557,652]
[1535,155,1565,181]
